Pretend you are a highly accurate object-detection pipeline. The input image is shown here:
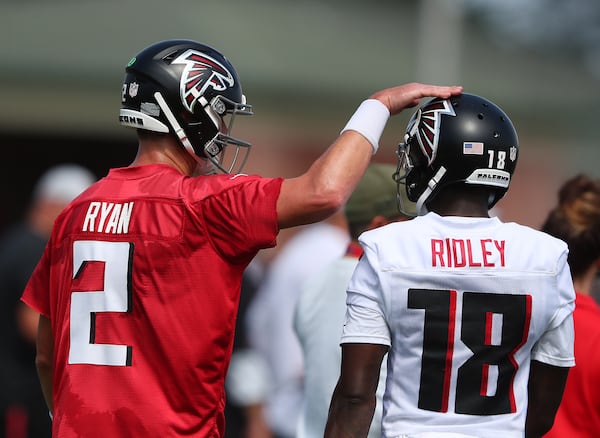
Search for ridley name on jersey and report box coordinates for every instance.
[431,237,506,268]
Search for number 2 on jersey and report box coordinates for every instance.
[69,240,133,366]
[408,288,531,416]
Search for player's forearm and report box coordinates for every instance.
[36,354,53,412]
[303,98,391,212]
[310,82,464,208]
[276,83,463,229]
[276,103,384,229]
[298,130,374,214]
[324,396,375,438]
[525,360,569,437]
[35,314,54,413]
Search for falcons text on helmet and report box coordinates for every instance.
[172,49,235,113]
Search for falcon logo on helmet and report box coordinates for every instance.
[172,49,235,113]
[408,99,455,165]
[396,93,519,217]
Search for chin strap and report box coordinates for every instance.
[154,91,198,159]
[416,166,447,215]
[154,91,232,174]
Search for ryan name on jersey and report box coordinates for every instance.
[431,237,506,268]
[82,201,134,234]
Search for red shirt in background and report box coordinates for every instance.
[545,292,600,437]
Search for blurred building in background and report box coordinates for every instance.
[0,0,598,242]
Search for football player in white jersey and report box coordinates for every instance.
[324,93,575,438]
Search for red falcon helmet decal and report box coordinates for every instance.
[407,99,456,165]
[172,49,235,113]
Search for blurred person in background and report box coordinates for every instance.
[293,163,412,438]
[224,258,272,438]
[0,164,96,438]
[244,210,350,438]
[20,38,463,437]
[593,263,600,305]
[325,93,575,438]
[541,174,600,438]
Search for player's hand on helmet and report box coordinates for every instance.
[371,82,463,116]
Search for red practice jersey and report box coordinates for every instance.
[545,292,600,438]
[22,164,282,437]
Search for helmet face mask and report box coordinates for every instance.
[120,39,253,174]
[393,140,419,216]
[395,93,519,216]
[187,95,253,174]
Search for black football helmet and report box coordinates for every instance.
[119,39,253,174]
[394,93,519,216]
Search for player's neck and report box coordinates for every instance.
[132,138,196,175]
[573,266,597,296]
[428,197,490,218]
[428,185,491,218]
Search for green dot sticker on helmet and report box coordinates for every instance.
[127,57,137,67]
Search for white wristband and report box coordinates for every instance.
[340,99,390,154]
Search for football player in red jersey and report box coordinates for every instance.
[325,93,575,438]
[21,39,462,437]
[542,174,600,438]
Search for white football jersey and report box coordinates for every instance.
[342,213,575,438]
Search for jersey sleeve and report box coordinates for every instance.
[531,314,575,367]
[531,249,576,367]
[21,238,52,317]
[341,240,391,347]
[201,176,282,262]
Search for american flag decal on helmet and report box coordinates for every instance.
[172,49,235,113]
[410,99,456,165]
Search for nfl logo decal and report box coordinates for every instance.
[129,82,139,98]
[463,142,484,155]
[510,146,517,161]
